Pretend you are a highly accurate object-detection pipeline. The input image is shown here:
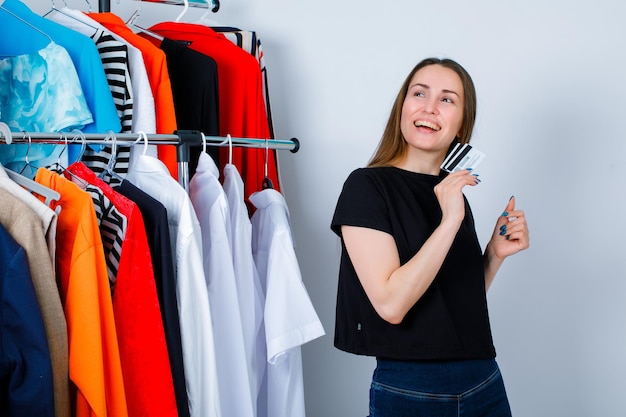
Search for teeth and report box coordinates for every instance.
[414,120,441,131]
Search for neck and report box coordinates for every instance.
[393,149,445,175]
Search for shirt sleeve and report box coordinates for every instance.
[330,168,392,237]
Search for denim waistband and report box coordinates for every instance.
[373,358,499,395]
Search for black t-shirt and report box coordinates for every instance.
[331,167,496,360]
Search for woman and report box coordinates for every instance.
[331,57,529,416]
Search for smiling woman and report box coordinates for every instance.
[330,57,529,417]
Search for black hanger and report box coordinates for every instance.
[261,138,274,190]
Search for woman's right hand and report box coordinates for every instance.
[433,169,478,225]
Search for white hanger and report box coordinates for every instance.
[134,130,149,155]
[0,122,12,144]
[195,0,220,25]
[175,0,189,22]
[4,167,62,208]
[227,133,232,165]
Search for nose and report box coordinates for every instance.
[423,97,438,114]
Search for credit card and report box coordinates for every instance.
[440,143,485,173]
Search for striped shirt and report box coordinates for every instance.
[81,30,133,185]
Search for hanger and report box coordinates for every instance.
[4,167,62,210]
[227,133,232,165]
[71,129,87,162]
[18,131,34,176]
[44,0,99,31]
[1,131,62,210]
[261,138,274,190]
[47,132,68,174]
[0,3,53,44]
[195,0,220,24]
[0,122,11,145]
[134,130,150,156]
[126,2,165,41]
[82,0,93,13]
[175,0,189,22]
[98,130,125,182]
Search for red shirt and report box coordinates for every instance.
[144,22,280,201]
[67,163,178,417]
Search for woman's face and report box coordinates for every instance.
[400,64,465,158]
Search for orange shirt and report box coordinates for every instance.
[35,168,128,417]
[87,12,178,180]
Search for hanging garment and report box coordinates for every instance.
[0,41,92,132]
[0,223,54,417]
[0,39,93,177]
[114,178,190,417]
[46,8,156,183]
[46,7,156,134]
[1,0,120,134]
[0,190,64,417]
[211,27,275,137]
[91,29,134,133]
[34,167,128,417]
[159,37,220,175]
[68,162,179,417]
[189,152,255,417]
[66,177,127,288]
[0,163,57,265]
[223,162,265,415]
[88,12,178,178]
[126,154,221,417]
[144,22,280,199]
[249,189,325,417]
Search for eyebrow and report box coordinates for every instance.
[412,83,460,97]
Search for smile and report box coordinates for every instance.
[414,120,441,131]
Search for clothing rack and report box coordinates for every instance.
[98,0,220,13]
[0,128,300,190]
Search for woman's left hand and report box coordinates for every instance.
[488,196,529,260]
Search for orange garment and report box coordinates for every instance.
[35,168,128,417]
[87,12,178,180]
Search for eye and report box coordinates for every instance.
[413,91,425,97]
[441,97,453,103]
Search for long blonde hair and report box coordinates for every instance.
[368,58,477,167]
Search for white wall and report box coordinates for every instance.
[26,1,626,416]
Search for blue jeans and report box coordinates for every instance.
[369,358,512,417]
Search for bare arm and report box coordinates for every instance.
[341,170,478,324]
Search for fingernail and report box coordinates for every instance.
[501,211,509,217]
[509,195,514,201]
[506,235,510,240]
[500,225,506,231]
[499,229,507,236]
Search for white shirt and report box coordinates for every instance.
[126,154,221,417]
[223,163,265,416]
[189,153,255,417]
[249,189,325,417]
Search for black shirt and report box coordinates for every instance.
[331,167,496,360]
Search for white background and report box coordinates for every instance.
[23,0,626,416]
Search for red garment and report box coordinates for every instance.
[144,22,280,201]
[87,12,179,180]
[67,163,179,417]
